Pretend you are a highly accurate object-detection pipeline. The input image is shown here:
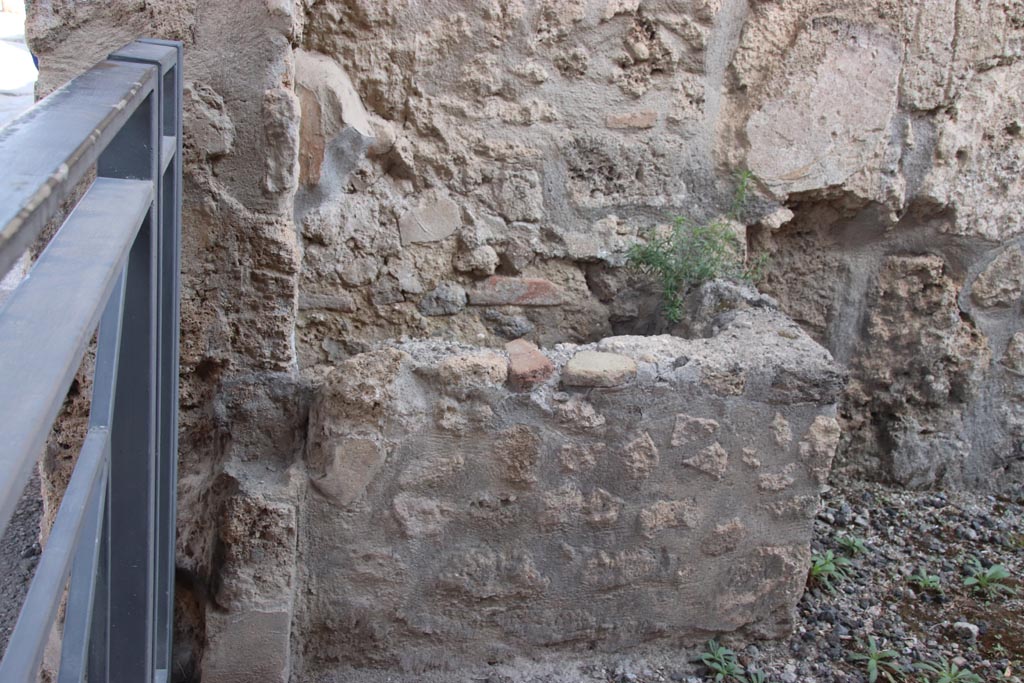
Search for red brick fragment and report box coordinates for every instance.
[506,339,554,389]
[468,276,565,306]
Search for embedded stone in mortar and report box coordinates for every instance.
[562,350,637,387]
[506,338,554,388]
[468,276,566,306]
[399,193,462,244]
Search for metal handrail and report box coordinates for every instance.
[0,39,182,683]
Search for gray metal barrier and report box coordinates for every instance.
[0,39,182,683]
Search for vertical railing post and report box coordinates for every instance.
[103,40,181,683]
[97,50,160,682]
[138,38,183,679]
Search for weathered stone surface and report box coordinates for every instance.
[505,338,554,388]
[294,49,374,187]
[841,256,990,488]
[299,309,842,673]
[310,438,385,506]
[184,82,234,159]
[202,609,292,683]
[468,276,566,307]
[437,352,508,395]
[972,247,1024,308]
[261,88,300,197]
[562,351,637,387]
[606,110,657,129]
[671,414,719,447]
[453,245,499,276]
[623,432,659,479]
[683,442,730,480]
[1003,332,1024,374]
[418,282,467,316]
[399,194,462,245]
[745,21,901,198]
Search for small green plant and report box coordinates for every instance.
[850,637,903,683]
[915,657,983,683]
[730,169,756,220]
[963,557,1017,599]
[908,567,943,594]
[743,670,769,683]
[837,535,868,556]
[808,550,853,593]
[627,172,764,323]
[700,640,745,682]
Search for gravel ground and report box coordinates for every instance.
[0,470,43,656]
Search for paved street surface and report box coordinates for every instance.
[0,7,36,129]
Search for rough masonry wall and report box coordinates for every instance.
[21,0,1024,681]
[298,299,842,679]
[738,2,1024,490]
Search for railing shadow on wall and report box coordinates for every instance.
[0,39,182,683]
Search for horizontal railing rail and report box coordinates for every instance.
[0,39,182,683]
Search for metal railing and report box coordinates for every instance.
[0,40,182,682]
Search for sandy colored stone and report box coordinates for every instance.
[638,500,700,538]
[393,493,455,537]
[606,110,658,129]
[701,518,747,557]
[745,21,901,196]
[671,414,719,447]
[759,464,797,492]
[799,415,841,485]
[559,442,605,472]
[972,246,1024,308]
[399,193,462,244]
[556,396,607,430]
[772,413,792,447]
[1002,332,1024,374]
[437,352,508,393]
[623,432,659,479]
[683,442,729,480]
[496,425,541,484]
[311,438,385,506]
[562,351,637,387]
[202,609,292,683]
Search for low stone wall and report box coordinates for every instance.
[295,290,844,678]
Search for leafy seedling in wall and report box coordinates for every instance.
[915,657,983,683]
[808,550,852,593]
[963,557,1017,600]
[627,172,765,324]
[849,637,904,683]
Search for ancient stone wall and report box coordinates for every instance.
[740,2,1024,490]
[296,297,842,679]
[21,0,1024,680]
